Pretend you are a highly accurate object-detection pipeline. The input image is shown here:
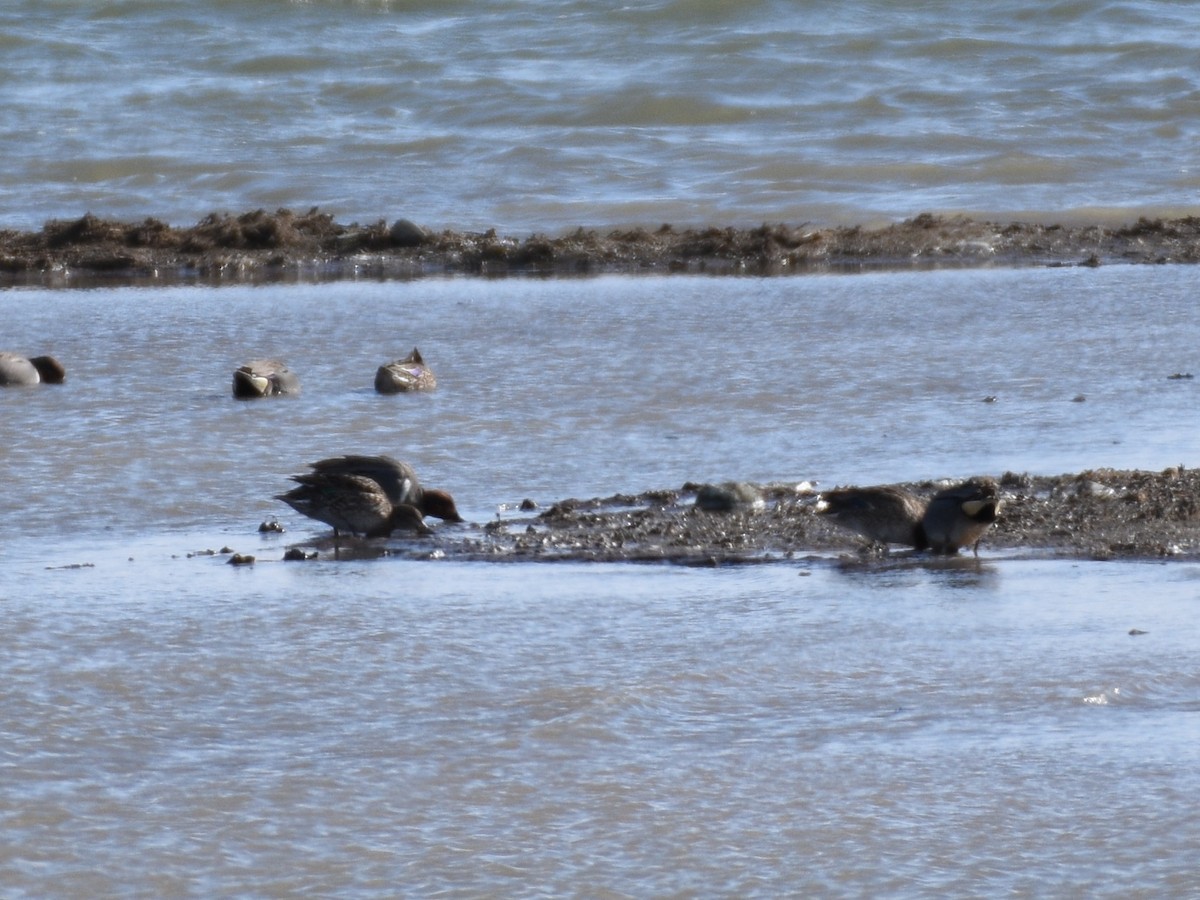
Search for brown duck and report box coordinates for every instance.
[306,455,463,522]
[921,478,1001,555]
[375,348,437,393]
[233,359,300,399]
[276,472,433,538]
[0,352,66,386]
[816,485,929,550]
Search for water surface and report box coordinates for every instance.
[3,0,1199,229]
[3,267,1200,895]
[5,265,1200,545]
[3,555,1198,897]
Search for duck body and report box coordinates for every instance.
[375,348,436,393]
[816,485,929,550]
[276,472,432,538]
[306,454,464,522]
[922,478,1001,555]
[0,352,66,386]
[694,481,763,512]
[233,359,299,399]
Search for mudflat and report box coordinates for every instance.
[261,467,1200,565]
[5,209,1200,286]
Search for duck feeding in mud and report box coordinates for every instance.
[276,472,433,539]
[816,478,1001,556]
[816,485,929,551]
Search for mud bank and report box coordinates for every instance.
[7,210,1200,286]
[262,467,1200,565]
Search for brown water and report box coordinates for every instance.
[3,268,1200,896]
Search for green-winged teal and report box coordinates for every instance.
[0,352,66,386]
[306,455,463,522]
[922,478,1000,555]
[233,359,300,399]
[276,472,433,538]
[694,481,764,512]
[816,485,929,550]
[375,348,437,393]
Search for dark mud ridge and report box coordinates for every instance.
[7,209,1200,286]
[259,466,1200,565]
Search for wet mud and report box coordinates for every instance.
[259,467,1200,566]
[6,209,1200,286]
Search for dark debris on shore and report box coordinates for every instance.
[6,209,1200,286]
[265,467,1200,565]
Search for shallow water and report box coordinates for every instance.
[5,264,1200,544]
[7,1,1200,892]
[3,267,1200,895]
[3,0,1200,230]
[4,555,1199,897]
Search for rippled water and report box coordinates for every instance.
[4,555,1200,897]
[5,1,1200,891]
[5,265,1200,540]
[3,268,1200,895]
[3,0,1199,230]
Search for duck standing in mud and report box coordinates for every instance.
[922,478,1001,556]
[301,455,464,524]
[277,473,433,539]
[816,485,929,551]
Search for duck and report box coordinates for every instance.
[0,352,66,386]
[922,478,1001,555]
[276,473,433,538]
[233,359,299,399]
[375,348,436,393]
[694,481,763,512]
[305,454,464,522]
[815,485,929,550]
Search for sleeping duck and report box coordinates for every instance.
[0,352,66,386]
[233,359,300,399]
[375,347,437,393]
